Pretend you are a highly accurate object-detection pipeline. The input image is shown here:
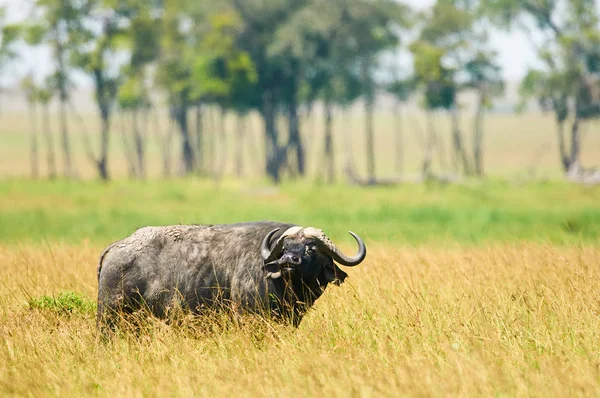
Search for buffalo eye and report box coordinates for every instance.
[304,239,317,250]
[306,245,318,254]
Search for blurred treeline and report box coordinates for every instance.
[1,0,599,183]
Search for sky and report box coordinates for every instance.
[1,0,542,87]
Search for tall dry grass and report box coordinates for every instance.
[1,243,599,396]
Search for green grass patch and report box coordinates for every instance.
[0,178,599,245]
[28,291,96,317]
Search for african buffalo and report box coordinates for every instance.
[97,221,366,328]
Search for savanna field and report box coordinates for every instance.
[1,112,600,396]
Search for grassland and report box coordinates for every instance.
[1,107,600,396]
[1,179,600,245]
[2,243,600,396]
[0,178,599,396]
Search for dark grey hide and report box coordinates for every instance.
[97,221,366,327]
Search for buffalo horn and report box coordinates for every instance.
[304,228,366,267]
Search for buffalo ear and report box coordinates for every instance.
[319,263,348,286]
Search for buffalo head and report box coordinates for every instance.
[260,226,366,284]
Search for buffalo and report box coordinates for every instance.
[97,221,366,328]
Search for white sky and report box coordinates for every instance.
[2,0,542,86]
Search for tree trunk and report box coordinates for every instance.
[473,92,485,177]
[217,107,227,179]
[422,111,435,178]
[119,111,138,179]
[568,117,581,172]
[435,127,449,172]
[42,104,57,179]
[393,101,403,176]
[29,100,39,179]
[204,106,214,177]
[556,121,570,172]
[55,32,74,179]
[262,90,284,183]
[343,107,356,177]
[245,115,260,175]
[323,99,335,184]
[174,101,194,175]
[303,105,317,159]
[284,78,304,178]
[287,103,305,177]
[157,109,174,179]
[195,104,204,174]
[164,118,174,178]
[132,109,145,180]
[450,106,470,174]
[365,95,375,183]
[97,106,110,181]
[58,97,74,178]
[363,61,376,183]
[235,113,244,178]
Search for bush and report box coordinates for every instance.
[28,291,96,317]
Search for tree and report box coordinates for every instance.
[232,0,309,183]
[386,76,416,176]
[273,0,410,183]
[411,0,503,178]
[71,1,126,181]
[38,83,57,179]
[410,40,455,177]
[0,10,20,115]
[484,0,600,173]
[155,0,200,175]
[192,6,259,179]
[27,0,89,179]
[272,0,350,183]
[21,74,40,178]
[116,0,162,180]
[464,50,503,176]
[118,75,150,179]
[343,0,410,183]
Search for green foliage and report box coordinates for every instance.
[192,8,259,110]
[386,77,416,103]
[28,291,96,317]
[485,0,600,121]
[464,50,504,107]
[518,69,568,121]
[270,0,409,110]
[1,24,21,47]
[25,0,96,104]
[411,40,456,109]
[69,2,127,102]
[129,10,160,67]
[20,74,38,103]
[23,24,46,45]
[411,0,503,110]
[155,0,196,105]
[116,0,162,112]
[117,74,149,109]
[0,20,21,68]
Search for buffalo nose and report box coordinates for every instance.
[281,253,301,265]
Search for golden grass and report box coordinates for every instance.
[1,243,600,396]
